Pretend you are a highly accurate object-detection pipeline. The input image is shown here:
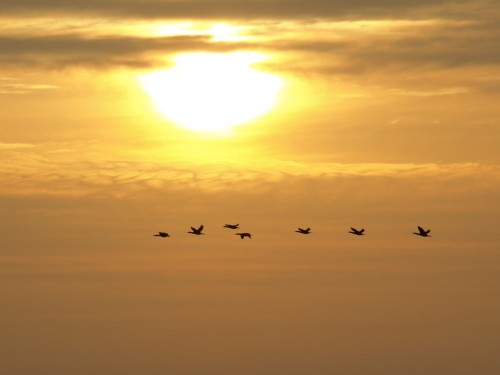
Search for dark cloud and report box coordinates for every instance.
[0,34,241,68]
[3,15,500,71]
[353,21,500,69]
[253,17,500,75]
[0,0,476,20]
[1,0,498,72]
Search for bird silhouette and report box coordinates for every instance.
[188,225,205,235]
[154,232,170,237]
[349,227,365,236]
[295,227,311,234]
[224,224,239,229]
[413,226,431,237]
[236,232,251,239]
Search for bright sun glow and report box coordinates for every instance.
[140,52,283,132]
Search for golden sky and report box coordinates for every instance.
[1,1,500,374]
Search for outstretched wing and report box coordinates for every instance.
[198,225,204,232]
[418,226,426,235]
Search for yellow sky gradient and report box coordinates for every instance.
[1,1,500,374]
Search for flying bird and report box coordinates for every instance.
[188,225,205,235]
[224,224,239,229]
[295,227,311,234]
[349,227,365,236]
[235,232,252,239]
[154,232,170,237]
[413,226,431,237]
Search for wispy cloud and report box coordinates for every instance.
[0,142,35,150]
[384,87,470,97]
[1,143,498,197]
[0,79,58,94]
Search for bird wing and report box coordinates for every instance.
[350,227,357,232]
[418,226,426,235]
[198,225,204,232]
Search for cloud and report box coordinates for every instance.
[384,87,470,97]
[0,142,35,150]
[2,14,498,75]
[1,1,499,74]
[0,79,58,94]
[0,34,236,68]
[0,0,478,20]
[256,17,500,75]
[1,143,498,197]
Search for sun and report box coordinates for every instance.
[140,52,283,132]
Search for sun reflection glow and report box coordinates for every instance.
[140,52,283,133]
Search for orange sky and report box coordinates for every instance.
[1,1,500,374]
